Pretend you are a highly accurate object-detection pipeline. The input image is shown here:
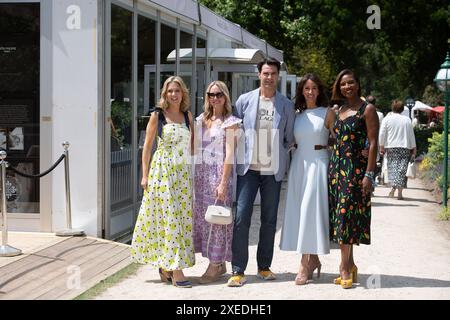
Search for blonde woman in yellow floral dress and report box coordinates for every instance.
[131,76,195,288]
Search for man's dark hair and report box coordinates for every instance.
[257,58,281,73]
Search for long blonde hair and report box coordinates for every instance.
[159,76,190,112]
[203,81,232,121]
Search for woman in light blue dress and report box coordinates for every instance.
[280,74,331,285]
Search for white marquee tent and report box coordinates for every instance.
[412,100,433,112]
[402,100,432,118]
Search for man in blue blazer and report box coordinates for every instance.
[227,58,295,287]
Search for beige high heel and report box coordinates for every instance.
[295,265,311,285]
[309,261,322,279]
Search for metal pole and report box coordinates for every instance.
[0,150,22,257]
[64,141,72,229]
[444,88,449,207]
[1,153,6,246]
[56,142,85,236]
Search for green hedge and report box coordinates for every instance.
[414,125,443,156]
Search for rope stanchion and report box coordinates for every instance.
[9,154,66,178]
[1,141,85,242]
[0,150,22,257]
[55,142,85,237]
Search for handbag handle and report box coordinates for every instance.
[213,198,225,205]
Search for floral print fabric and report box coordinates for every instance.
[329,103,371,245]
[193,114,241,263]
[131,123,195,270]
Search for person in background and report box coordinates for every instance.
[367,95,384,124]
[280,73,331,285]
[379,99,417,200]
[131,76,195,288]
[366,95,384,188]
[227,58,295,287]
[193,81,241,284]
[328,69,379,289]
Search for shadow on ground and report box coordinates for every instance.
[145,272,450,290]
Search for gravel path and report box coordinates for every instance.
[95,178,450,300]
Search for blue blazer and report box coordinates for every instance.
[233,88,295,182]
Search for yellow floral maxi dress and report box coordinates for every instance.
[131,122,195,270]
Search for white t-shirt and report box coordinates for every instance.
[250,96,275,174]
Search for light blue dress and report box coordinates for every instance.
[280,107,330,254]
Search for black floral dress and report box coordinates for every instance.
[329,102,371,245]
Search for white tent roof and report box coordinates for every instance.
[167,48,267,64]
[401,108,411,118]
[412,100,432,112]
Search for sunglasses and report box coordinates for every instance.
[207,92,224,99]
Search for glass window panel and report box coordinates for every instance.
[160,23,175,65]
[160,24,175,88]
[0,3,40,213]
[180,31,193,96]
[110,4,133,210]
[137,14,156,200]
[197,37,206,49]
[180,30,192,49]
[138,15,156,115]
[196,38,207,116]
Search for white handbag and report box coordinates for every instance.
[205,200,233,225]
[406,161,416,179]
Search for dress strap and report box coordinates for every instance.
[153,107,167,138]
[358,101,369,114]
[183,111,190,130]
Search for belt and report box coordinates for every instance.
[314,145,328,150]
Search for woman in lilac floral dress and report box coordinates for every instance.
[193,81,241,284]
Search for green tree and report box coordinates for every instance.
[198,0,311,69]
[422,84,445,106]
[291,45,335,87]
[199,0,449,107]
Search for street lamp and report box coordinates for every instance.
[434,52,450,207]
[405,97,415,119]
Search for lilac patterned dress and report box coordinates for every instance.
[193,114,241,263]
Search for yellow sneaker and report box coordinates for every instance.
[227,273,247,287]
[257,268,276,280]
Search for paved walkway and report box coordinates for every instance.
[95,177,450,300]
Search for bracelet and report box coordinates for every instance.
[364,171,375,178]
[364,171,375,184]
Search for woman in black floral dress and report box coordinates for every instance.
[325,69,379,289]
